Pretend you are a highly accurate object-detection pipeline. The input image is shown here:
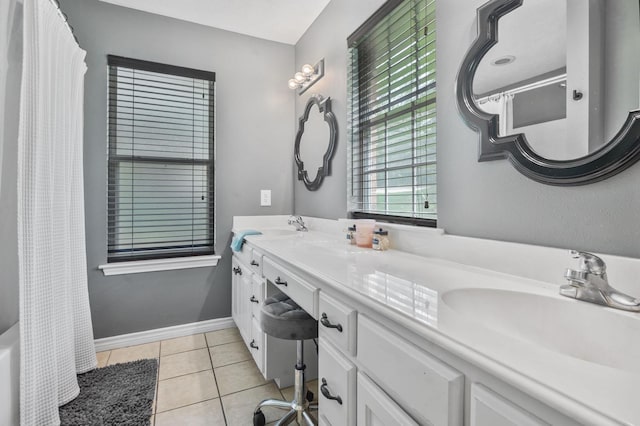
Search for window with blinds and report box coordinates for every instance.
[347,0,436,225]
[107,56,215,262]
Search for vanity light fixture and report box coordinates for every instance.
[288,59,325,95]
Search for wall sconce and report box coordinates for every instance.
[288,59,325,95]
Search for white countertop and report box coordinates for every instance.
[237,228,640,426]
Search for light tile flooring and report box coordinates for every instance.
[96,327,318,426]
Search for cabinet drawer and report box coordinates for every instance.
[249,248,263,275]
[357,372,418,426]
[470,383,548,426]
[357,315,464,426]
[319,292,357,356]
[319,341,356,426]
[250,275,264,319]
[263,257,318,319]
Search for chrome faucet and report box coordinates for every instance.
[560,250,640,312]
[287,215,308,232]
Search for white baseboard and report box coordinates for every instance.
[94,317,236,352]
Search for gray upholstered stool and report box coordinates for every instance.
[253,292,318,426]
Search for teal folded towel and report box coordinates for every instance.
[231,230,262,252]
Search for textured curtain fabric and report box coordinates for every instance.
[17,0,96,424]
[481,93,514,136]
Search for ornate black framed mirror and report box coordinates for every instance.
[456,0,640,185]
[294,95,338,191]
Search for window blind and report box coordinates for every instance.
[348,0,437,225]
[107,55,215,262]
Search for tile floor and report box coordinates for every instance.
[96,327,318,426]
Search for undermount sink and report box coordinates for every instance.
[259,229,332,241]
[442,288,640,374]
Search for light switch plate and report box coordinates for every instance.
[260,190,271,207]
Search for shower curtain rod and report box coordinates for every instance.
[477,73,567,104]
[49,0,80,47]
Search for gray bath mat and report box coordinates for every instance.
[59,358,157,426]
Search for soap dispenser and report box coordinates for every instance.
[346,225,356,245]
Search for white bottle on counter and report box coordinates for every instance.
[346,225,356,245]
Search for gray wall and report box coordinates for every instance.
[61,0,295,338]
[294,0,640,259]
[293,0,385,219]
[436,0,640,258]
[0,0,22,335]
[603,0,640,142]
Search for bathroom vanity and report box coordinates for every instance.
[231,234,319,389]
[232,216,639,426]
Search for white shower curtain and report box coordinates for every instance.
[480,93,514,136]
[18,0,96,425]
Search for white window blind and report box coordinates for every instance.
[348,0,437,225]
[107,55,215,262]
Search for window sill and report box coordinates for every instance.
[98,255,221,276]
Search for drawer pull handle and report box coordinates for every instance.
[232,266,242,275]
[320,313,343,332]
[250,339,259,350]
[250,296,259,304]
[274,276,288,286]
[250,260,259,266]
[320,378,342,405]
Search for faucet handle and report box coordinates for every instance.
[570,250,606,275]
[287,215,300,225]
[287,215,307,231]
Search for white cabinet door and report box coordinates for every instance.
[357,372,418,426]
[318,414,332,426]
[249,317,264,373]
[241,273,251,344]
[250,274,264,319]
[232,258,253,345]
[358,315,463,426]
[318,341,356,426]
[470,383,548,426]
[231,257,242,333]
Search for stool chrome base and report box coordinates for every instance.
[253,341,318,426]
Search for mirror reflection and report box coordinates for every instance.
[298,103,330,184]
[473,0,640,160]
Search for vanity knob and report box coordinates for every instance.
[232,266,242,275]
[250,296,259,304]
[320,313,343,332]
[249,339,259,350]
[320,378,342,405]
[250,260,259,267]
[274,276,288,287]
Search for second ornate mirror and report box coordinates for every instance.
[456,0,640,185]
[294,95,338,191]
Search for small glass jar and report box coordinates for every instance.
[372,228,390,251]
[346,225,357,245]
